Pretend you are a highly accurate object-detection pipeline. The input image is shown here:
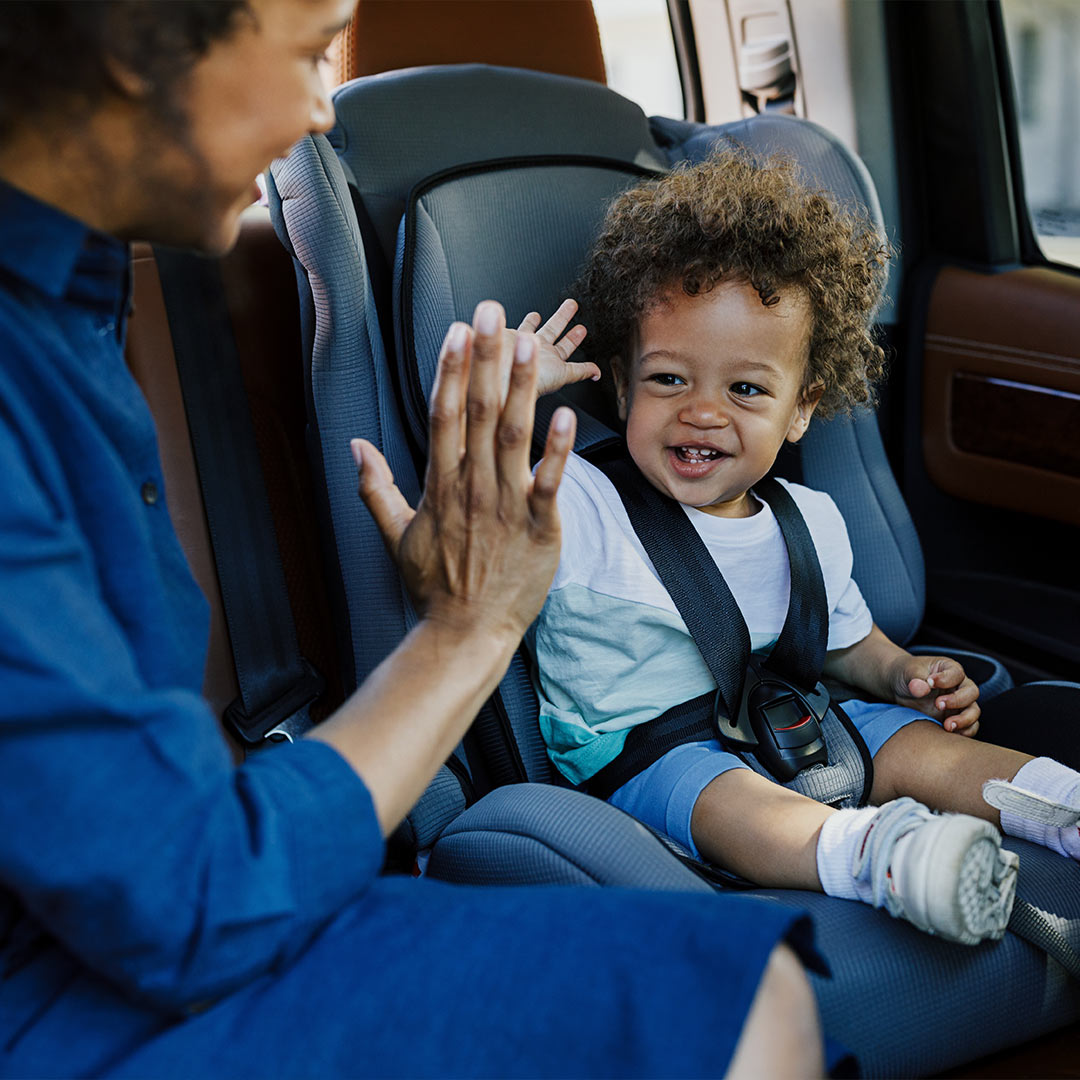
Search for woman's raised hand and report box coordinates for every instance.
[352,300,576,649]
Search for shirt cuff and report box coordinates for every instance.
[244,739,386,917]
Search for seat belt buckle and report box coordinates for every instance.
[716,659,830,783]
[224,659,326,747]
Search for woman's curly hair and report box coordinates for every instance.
[578,152,891,417]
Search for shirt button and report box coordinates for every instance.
[141,480,159,506]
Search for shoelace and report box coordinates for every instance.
[850,796,931,915]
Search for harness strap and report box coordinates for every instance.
[596,454,751,720]
[580,692,715,802]
[754,476,828,689]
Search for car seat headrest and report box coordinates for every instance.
[329,0,606,87]
[329,64,668,267]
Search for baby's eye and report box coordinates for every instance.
[648,373,686,387]
[731,382,765,397]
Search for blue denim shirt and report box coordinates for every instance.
[0,180,383,1036]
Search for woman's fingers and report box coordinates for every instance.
[352,438,416,553]
[496,333,538,497]
[531,406,576,537]
[465,303,508,493]
[428,321,472,479]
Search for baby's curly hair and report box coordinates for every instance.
[578,152,890,417]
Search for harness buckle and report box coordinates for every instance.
[714,659,830,782]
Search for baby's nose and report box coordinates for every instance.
[680,397,730,427]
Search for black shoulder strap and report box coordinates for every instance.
[153,247,323,746]
[595,453,830,711]
[596,454,750,721]
[753,476,828,690]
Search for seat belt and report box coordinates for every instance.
[153,247,324,747]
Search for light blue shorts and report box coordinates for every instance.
[608,700,938,859]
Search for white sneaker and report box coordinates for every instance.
[853,797,1019,945]
[983,777,1080,828]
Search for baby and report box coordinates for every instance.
[527,153,1080,945]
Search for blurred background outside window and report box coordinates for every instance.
[1001,0,1080,267]
[592,0,685,119]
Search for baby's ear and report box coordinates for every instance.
[610,359,629,422]
[785,382,824,444]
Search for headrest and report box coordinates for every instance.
[329,64,667,265]
[330,0,606,86]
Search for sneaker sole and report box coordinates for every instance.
[906,816,1019,946]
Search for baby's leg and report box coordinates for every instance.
[873,720,1080,859]
[870,719,1032,823]
[691,768,831,888]
[691,768,1016,945]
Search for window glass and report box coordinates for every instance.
[1000,0,1080,267]
[592,0,685,119]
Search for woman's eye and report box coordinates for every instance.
[731,382,764,397]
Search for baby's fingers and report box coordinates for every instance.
[933,677,979,715]
[906,676,932,700]
[536,298,580,343]
[943,704,981,736]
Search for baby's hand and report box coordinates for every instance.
[894,655,980,737]
[505,299,600,398]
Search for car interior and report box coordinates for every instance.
[124,0,1080,1075]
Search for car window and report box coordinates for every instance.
[592,0,684,118]
[999,0,1080,268]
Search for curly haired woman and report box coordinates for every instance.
[528,152,1080,944]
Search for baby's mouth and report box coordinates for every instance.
[673,446,727,463]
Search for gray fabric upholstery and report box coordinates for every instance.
[270,136,419,686]
[330,64,667,266]
[768,840,1080,1075]
[396,763,469,851]
[429,784,713,891]
[400,160,655,451]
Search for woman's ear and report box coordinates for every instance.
[610,359,630,422]
[785,382,824,444]
[102,50,154,101]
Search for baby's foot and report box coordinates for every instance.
[853,798,1018,945]
[983,778,1080,828]
[983,759,1080,860]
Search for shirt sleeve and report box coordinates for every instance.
[807,486,874,650]
[0,408,385,1013]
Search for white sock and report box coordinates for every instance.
[817,806,886,903]
[998,757,1080,860]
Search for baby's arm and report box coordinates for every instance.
[503,299,600,398]
[824,624,981,737]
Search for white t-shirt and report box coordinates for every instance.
[532,452,874,785]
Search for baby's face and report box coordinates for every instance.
[613,280,818,518]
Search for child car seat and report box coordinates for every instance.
[268,64,1080,1076]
